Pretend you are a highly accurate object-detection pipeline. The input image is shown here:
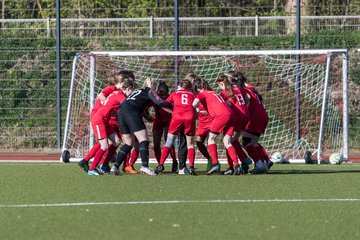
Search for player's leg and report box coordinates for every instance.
[111,133,133,175]
[186,135,197,175]
[155,133,176,174]
[206,131,221,174]
[163,126,178,172]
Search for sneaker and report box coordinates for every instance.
[189,167,198,176]
[251,160,267,174]
[110,166,122,176]
[95,166,104,175]
[100,164,111,174]
[207,163,220,175]
[154,164,165,174]
[124,166,137,174]
[178,167,190,175]
[223,167,234,175]
[234,164,241,175]
[241,162,249,175]
[267,160,274,170]
[245,157,253,165]
[206,158,212,172]
[140,166,157,176]
[171,160,178,173]
[78,159,89,173]
[88,169,99,176]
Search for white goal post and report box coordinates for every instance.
[61,49,349,164]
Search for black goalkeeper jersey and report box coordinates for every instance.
[119,87,171,114]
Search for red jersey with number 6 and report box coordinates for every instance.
[166,89,196,135]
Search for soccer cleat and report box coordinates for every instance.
[100,164,111,174]
[207,164,220,175]
[234,164,242,175]
[241,162,249,175]
[223,167,234,175]
[206,158,212,172]
[78,159,89,173]
[267,160,274,170]
[124,166,137,174]
[110,166,122,176]
[189,167,198,176]
[171,160,178,173]
[95,166,104,175]
[178,167,190,175]
[251,161,267,174]
[140,166,157,176]
[88,170,100,176]
[154,164,165,174]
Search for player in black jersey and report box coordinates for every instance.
[111,77,172,176]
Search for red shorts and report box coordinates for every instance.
[196,120,211,137]
[108,117,120,135]
[168,114,196,136]
[210,112,234,136]
[91,122,115,140]
[232,109,250,133]
[245,112,269,135]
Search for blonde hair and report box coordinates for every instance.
[143,77,158,88]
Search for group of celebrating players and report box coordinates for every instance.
[77,68,273,176]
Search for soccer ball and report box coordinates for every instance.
[329,153,342,165]
[270,152,283,163]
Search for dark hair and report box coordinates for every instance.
[193,78,212,94]
[217,75,234,99]
[112,73,129,85]
[121,77,135,90]
[157,80,169,99]
[118,70,135,81]
[184,72,201,83]
[226,70,247,88]
[180,79,192,90]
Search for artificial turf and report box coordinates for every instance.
[0,163,359,240]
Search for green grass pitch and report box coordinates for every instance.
[0,163,359,240]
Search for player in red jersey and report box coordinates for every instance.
[155,79,197,175]
[233,71,270,174]
[195,103,213,171]
[87,77,135,175]
[192,78,240,175]
[217,74,251,175]
[78,70,135,174]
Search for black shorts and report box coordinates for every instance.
[118,111,146,134]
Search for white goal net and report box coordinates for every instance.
[62,50,349,163]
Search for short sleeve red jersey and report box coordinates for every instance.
[220,86,250,118]
[92,85,117,114]
[166,90,195,117]
[195,90,231,118]
[243,87,266,117]
[93,90,126,123]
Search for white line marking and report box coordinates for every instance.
[0,199,359,208]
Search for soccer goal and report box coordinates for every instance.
[61,49,349,164]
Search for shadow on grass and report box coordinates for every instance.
[266,169,360,175]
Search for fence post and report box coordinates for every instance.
[255,15,259,36]
[149,17,154,38]
[46,17,50,38]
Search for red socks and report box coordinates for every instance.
[90,148,105,171]
[208,144,219,165]
[188,148,195,168]
[84,142,101,161]
[159,146,171,165]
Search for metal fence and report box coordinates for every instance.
[1,15,360,38]
[0,15,359,152]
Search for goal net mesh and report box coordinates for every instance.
[63,51,346,162]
